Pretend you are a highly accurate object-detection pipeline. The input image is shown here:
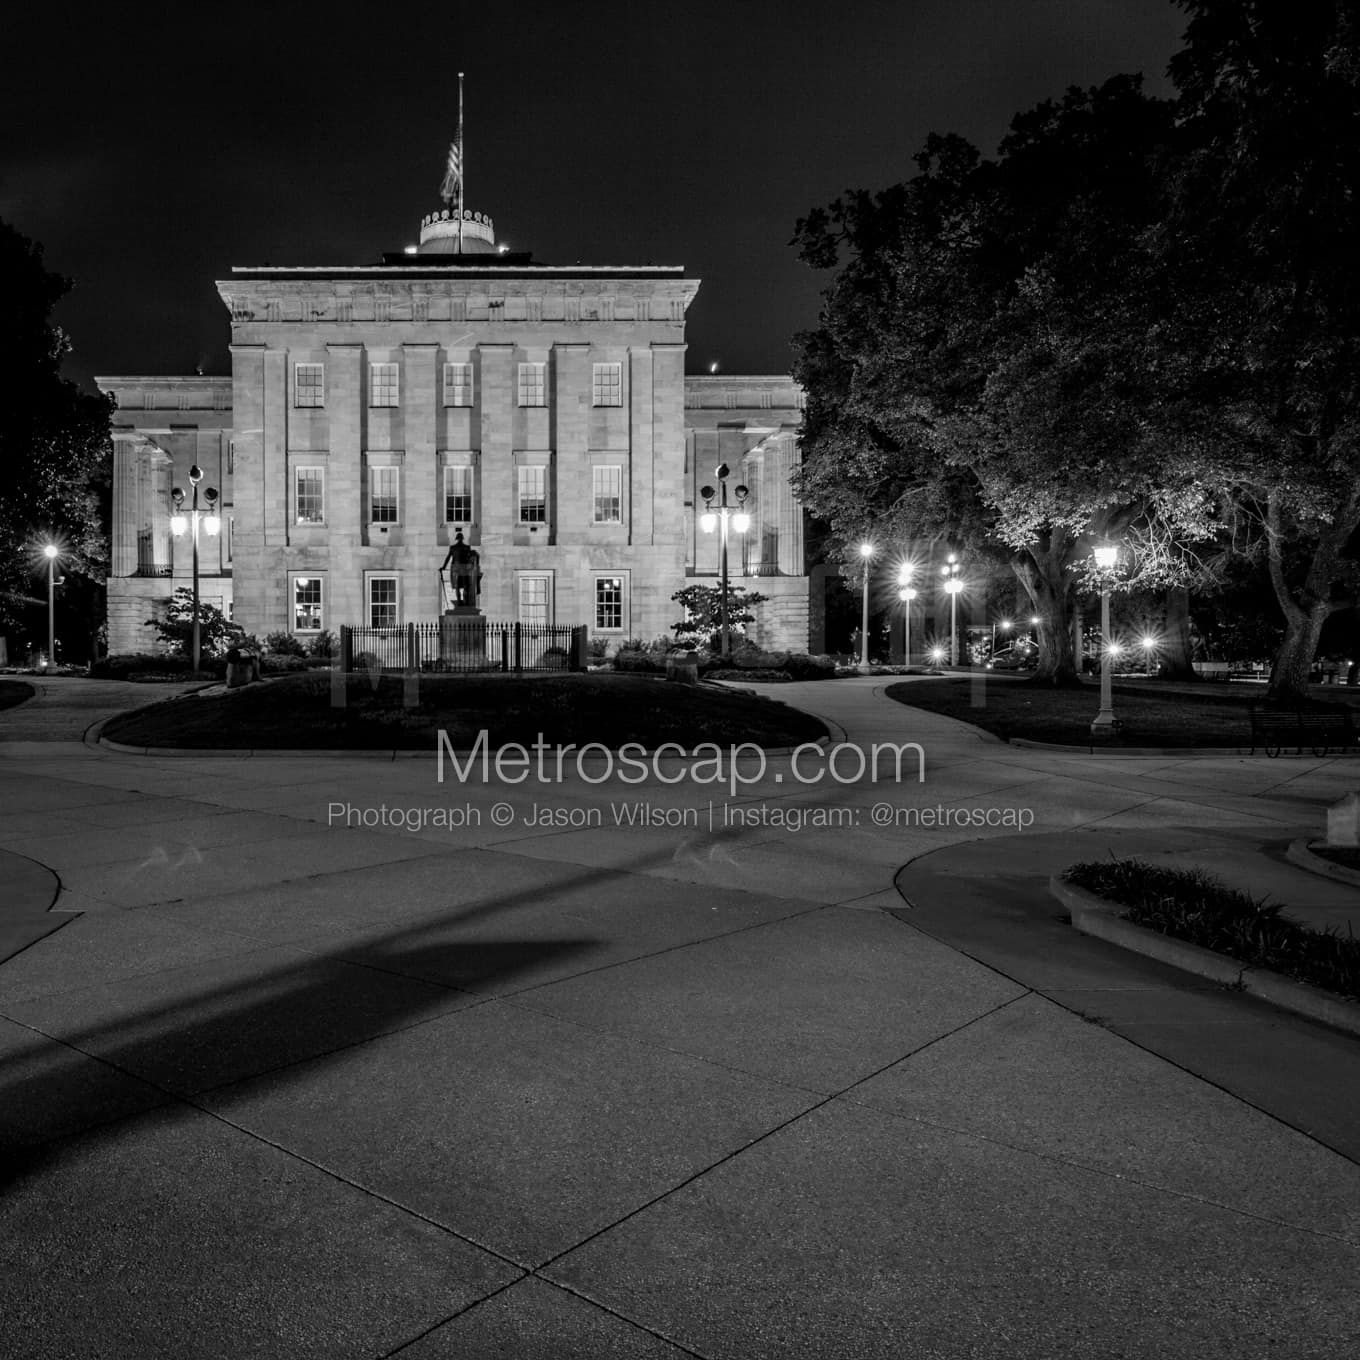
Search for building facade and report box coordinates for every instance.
[97,205,808,655]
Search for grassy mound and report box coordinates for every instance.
[0,680,35,711]
[100,671,829,751]
[886,677,1266,746]
[1064,857,1360,1001]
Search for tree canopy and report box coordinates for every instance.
[0,219,112,631]
[792,0,1360,697]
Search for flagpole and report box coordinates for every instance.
[457,72,465,253]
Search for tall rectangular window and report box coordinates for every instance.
[370,466,399,523]
[294,363,325,408]
[595,576,624,631]
[518,575,550,625]
[592,465,622,523]
[517,362,545,406]
[592,362,622,407]
[293,576,323,632]
[444,465,473,523]
[294,466,325,524]
[517,465,547,523]
[443,362,474,406]
[370,362,399,408]
[368,576,399,628]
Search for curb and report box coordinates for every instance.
[1011,739,1259,757]
[94,732,836,761]
[1285,837,1360,888]
[1049,876,1360,1038]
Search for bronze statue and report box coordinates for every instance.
[441,529,482,609]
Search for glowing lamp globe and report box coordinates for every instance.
[1093,545,1118,570]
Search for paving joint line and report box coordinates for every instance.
[526,991,1029,1278]
[888,864,1360,1170]
[841,1092,1360,1248]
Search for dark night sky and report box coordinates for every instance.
[3,0,1186,391]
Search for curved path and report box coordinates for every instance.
[0,677,1357,1359]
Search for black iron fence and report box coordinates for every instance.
[340,620,587,673]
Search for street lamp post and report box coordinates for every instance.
[897,563,916,667]
[941,555,962,666]
[1091,544,1121,734]
[170,465,221,673]
[858,541,875,670]
[698,465,750,661]
[42,544,59,669]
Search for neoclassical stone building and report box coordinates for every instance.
[97,199,807,654]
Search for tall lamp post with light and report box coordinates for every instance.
[857,541,875,670]
[170,465,221,673]
[698,464,750,661]
[42,544,59,670]
[897,564,917,667]
[1091,544,1121,734]
[941,555,962,665]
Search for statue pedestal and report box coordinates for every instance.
[440,609,488,669]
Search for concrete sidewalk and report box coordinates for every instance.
[0,678,1357,1358]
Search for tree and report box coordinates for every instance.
[0,220,113,634]
[145,588,242,659]
[1150,0,1360,697]
[792,80,1214,685]
[671,584,768,651]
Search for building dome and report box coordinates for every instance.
[417,208,496,255]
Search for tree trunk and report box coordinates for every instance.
[1263,491,1355,702]
[1268,606,1329,702]
[1013,542,1080,686]
[1159,585,1198,681]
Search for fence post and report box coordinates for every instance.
[500,626,509,673]
[571,625,587,672]
[514,621,523,673]
[403,622,419,708]
[332,626,351,708]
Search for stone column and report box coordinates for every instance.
[111,435,138,577]
[553,343,589,546]
[403,342,439,618]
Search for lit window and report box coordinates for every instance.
[368,576,399,628]
[595,576,624,631]
[444,465,473,523]
[370,466,399,523]
[592,362,622,407]
[517,465,547,523]
[444,362,474,407]
[518,575,550,625]
[293,576,322,631]
[295,467,325,524]
[370,362,399,407]
[517,362,545,406]
[295,363,325,408]
[592,465,622,523]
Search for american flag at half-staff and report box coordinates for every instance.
[440,142,461,204]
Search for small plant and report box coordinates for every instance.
[671,585,769,650]
[264,631,307,658]
[586,636,610,662]
[1063,857,1360,1001]
[308,629,337,659]
[144,589,243,660]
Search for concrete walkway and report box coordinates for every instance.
[0,677,1357,1358]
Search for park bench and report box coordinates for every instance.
[1248,702,1359,757]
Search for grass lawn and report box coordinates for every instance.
[885,675,1360,748]
[0,680,35,711]
[100,671,829,750]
